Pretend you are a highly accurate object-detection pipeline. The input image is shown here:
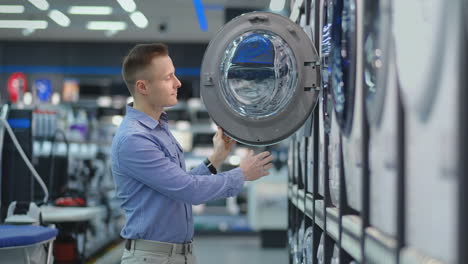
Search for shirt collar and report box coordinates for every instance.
[126,103,167,130]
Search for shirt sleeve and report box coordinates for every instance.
[117,134,244,205]
[188,162,211,175]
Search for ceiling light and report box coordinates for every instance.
[193,0,208,31]
[0,20,47,29]
[28,0,49,11]
[116,0,136,13]
[51,92,60,105]
[68,6,113,15]
[269,0,285,12]
[130,11,148,28]
[48,10,70,27]
[87,21,127,31]
[0,5,25,14]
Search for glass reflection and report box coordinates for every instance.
[364,0,381,103]
[330,0,357,131]
[220,31,298,119]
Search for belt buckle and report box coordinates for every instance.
[181,243,191,254]
[125,239,132,250]
[181,244,186,255]
[186,243,192,253]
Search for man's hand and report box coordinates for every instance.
[240,150,273,181]
[209,127,236,169]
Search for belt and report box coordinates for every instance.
[125,239,193,255]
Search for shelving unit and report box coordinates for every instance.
[287,0,466,263]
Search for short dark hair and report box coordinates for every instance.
[122,43,169,95]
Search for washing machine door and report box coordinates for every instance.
[363,0,392,126]
[200,12,320,146]
[393,0,448,121]
[327,0,358,136]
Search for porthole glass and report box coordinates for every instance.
[330,0,357,134]
[364,0,380,104]
[219,30,298,119]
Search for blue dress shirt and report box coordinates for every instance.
[111,104,244,243]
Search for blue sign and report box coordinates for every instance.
[35,79,52,102]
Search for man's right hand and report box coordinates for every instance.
[240,150,274,181]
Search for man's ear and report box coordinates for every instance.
[135,80,148,95]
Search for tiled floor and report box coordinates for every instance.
[89,235,288,264]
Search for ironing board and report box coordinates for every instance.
[0,225,58,264]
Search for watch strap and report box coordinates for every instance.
[204,158,217,174]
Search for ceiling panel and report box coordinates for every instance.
[0,0,270,42]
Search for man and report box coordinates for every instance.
[112,43,273,264]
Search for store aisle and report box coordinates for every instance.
[90,235,288,264]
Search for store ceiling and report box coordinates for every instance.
[0,0,270,42]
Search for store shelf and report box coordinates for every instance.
[364,227,398,264]
[289,184,299,208]
[342,215,363,262]
[305,193,314,219]
[325,207,339,241]
[315,199,325,230]
[194,215,253,233]
[297,189,305,213]
[288,184,295,200]
[400,247,444,264]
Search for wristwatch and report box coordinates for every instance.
[204,158,217,174]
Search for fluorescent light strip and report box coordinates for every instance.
[0,20,47,29]
[28,0,49,11]
[0,5,25,14]
[130,11,148,28]
[269,0,285,11]
[192,0,208,32]
[68,6,113,15]
[116,0,136,13]
[87,21,127,31]
[48,10,70,27]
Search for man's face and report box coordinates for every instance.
[143,55,181,108]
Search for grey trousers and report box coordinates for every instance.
[121,248,197,264]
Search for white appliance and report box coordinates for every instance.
[317,0,331,199]
[328,110,341,207]
[365,0,403,238]
[338,0,365,213]
[317,91,328,198]
[393,0,460,262]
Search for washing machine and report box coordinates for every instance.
[200,12,320,147]
[317,233,335,264]
[328,110,341,207]
[320,0,341,211]
[364,0,403,238]
[325,0,361,212]
[331,0,365,214]
[302,226,314,264]
[393,0,460,262]
[316,0,331,199]
[317,91,327,198]
[306,116,316,194]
